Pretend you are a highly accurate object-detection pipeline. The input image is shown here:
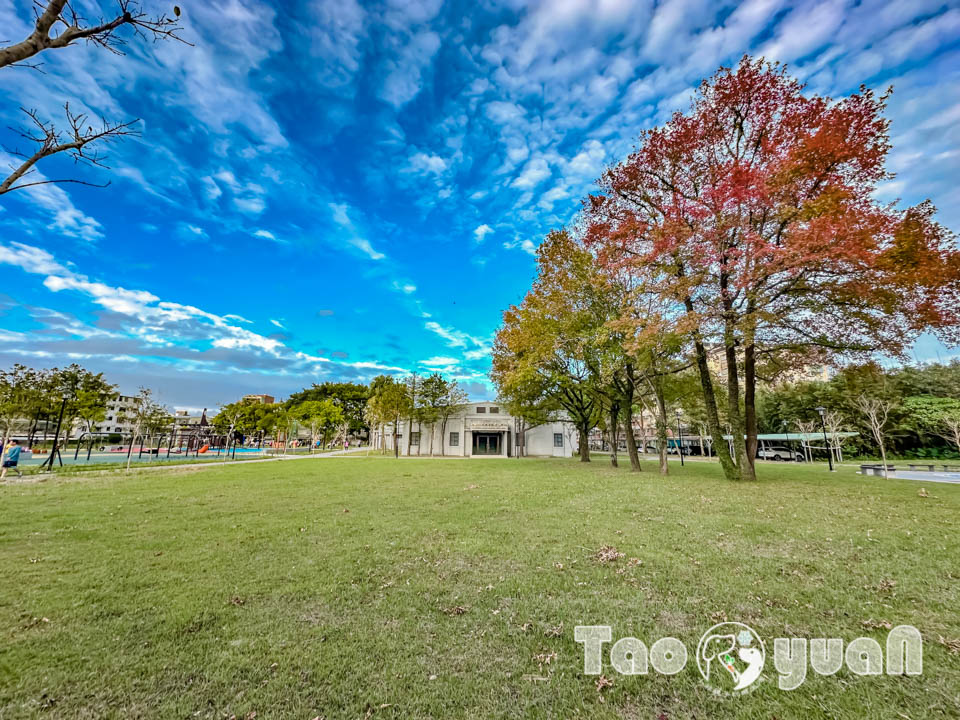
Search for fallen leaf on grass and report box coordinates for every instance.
[464,484,479,490]
[533,651,557,671]
[595,675,613,702]
[876,578,897,593]
[862,619,893,630]
[594,546,625,563]
[442,605,469,616]
[938,635,960,654]
[918,489,929,498]
[544,623,563,637]
[363,704,394,719]
[228,596,246,607]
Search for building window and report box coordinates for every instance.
[489,406,500,414]
[410,432,420,446]
[554,433,564,448]
[476,406,486,413]
[449,431,459,447]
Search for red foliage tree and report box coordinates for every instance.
[586,56,960,481]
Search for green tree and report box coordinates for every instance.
[50,364,115,443]
[492,230,605,462]
[293,399,344,451]
[0,364,48,449]
[365,376,411,459]
[286,382,370,436]
[437,379,469,456]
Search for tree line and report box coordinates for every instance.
[759,361,960,461]
[0,363,170,451]
[492,57,960,480]
[211,382,369,452]
[364,373,469,458]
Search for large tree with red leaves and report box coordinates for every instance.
[586,56,960,481]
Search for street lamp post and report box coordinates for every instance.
[41,395,68,472]
[676,409,684,467]
[815,406,834,472]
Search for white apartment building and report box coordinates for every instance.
[373,402,576,458]
[92,393,140,435]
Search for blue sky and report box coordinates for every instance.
[1,0,959,411]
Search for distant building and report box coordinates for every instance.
[173,409,206,429]
[373,402,575,457]
[242,394,275,404]
[92,393,139,435]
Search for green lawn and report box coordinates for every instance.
[1,457,958,719]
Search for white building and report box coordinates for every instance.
[372,401,577,458]
[92,393,140,435]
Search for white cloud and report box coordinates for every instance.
[503,238,538,256]
[421,356,459,366]
[392,281,417,294]
[0,152,103,242]
[378,30,441,109]
[329,202,386,260]
[270,318,285,329]
[308,0,367,91]
[473,224,493,243]
[407,152,448,175]
[0,241,402,378]
[511,157,552,189]
[254,229,280,242]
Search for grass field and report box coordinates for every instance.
[1,457,958,719]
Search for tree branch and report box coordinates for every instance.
[0,104,139,195]
[0,0,186,69]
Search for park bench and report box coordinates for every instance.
[859,464,896,476]
[942,465,960,472]
[908,464,936,471]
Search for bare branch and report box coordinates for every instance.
[0,103,139,196]
[0,0,187,70]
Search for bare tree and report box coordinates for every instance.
[0,0,183,69]
[795,419,816,462]
[856,394,895,479]
[936,414,960,455]
[823,410,848,464]
[0,0,185,194]
[1,105,139,194]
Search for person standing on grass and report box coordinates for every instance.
[1,439,23,479]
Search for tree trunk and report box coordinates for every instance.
[393,418,399,459]
[608,401,620,468]
[743,334,758,477]
[429,422,435,456]
[687,304,738,480]
[578,426,590,462]
[623,364,641,471]
[623,414,641,472]
[723,315,753,481]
